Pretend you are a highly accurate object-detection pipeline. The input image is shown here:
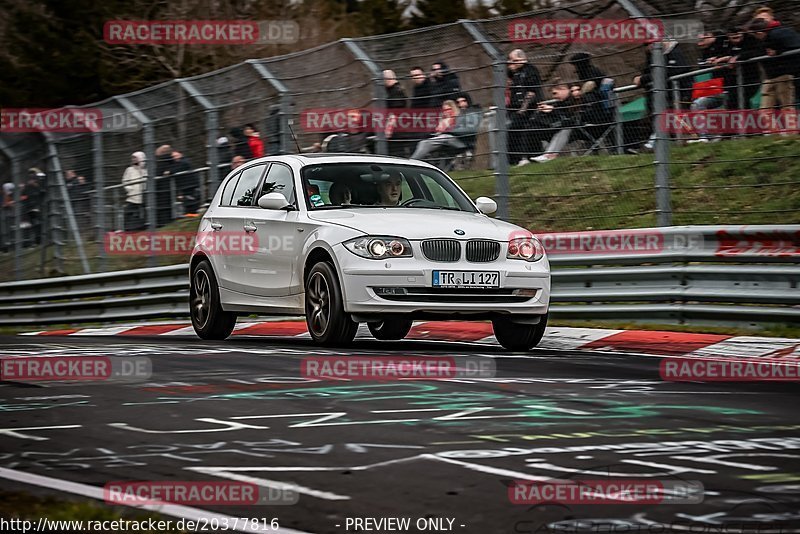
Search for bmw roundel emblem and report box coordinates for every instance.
[454,229,465,236]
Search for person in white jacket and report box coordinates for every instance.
[122,151,147,231]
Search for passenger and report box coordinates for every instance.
[329,182,352,205]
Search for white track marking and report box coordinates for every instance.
[0,467,313,534]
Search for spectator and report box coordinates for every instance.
[409,66,433,109]
[506,48,545,165]
[216,136,232,167]
[634,39,693,149]
[720,26,763,109]
[155,144,174,226]
[21,168,45,247]
[750,18,800,120]
[384,69,407,109]
[243,124,265,158]
[569,53,615,125]
[384,69,410,156]
[529,81,580,162]
[325,109,371,153]
[429,61,461,108]
[231,155,246,170]
[410,99,479,168]
[121,152,146,231]
[1,182,14,253]
[688,31,729,143]
[228,127,253,160]
[70,173,92,228]
[171,150,200,214]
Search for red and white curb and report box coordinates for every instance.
[19,321,800,361]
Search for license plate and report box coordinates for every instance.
[432,271,500,288]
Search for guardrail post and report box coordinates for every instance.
[461,20,510,221]
[342,38,388,156]
[652,42,673,227]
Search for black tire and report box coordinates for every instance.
[492,313,548,351]
[190,259,237,340]
[368,318,413,340]
[305,261,358,346]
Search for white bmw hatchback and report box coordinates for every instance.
[189,154,550,350]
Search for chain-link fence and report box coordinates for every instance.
[1,1,798,280]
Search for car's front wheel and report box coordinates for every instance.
[190,259,237,340]
[492,313,548,351]
[368,318,413,340]
[305,262,358,346]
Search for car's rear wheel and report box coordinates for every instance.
[492,313,548,351]
[305,262,358,346]
[191,259,237,340]
[368,318,413,340]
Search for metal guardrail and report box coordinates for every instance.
[1,226,798,327]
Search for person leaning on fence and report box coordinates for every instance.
[506,48,545,165]
[171,150,200,215]
[634,38,693,150]
[716,26,763,110]
[384,69,411,156]
[527,81,582,163]
[21,169,44,247]
[122,152,147,231]
[409,66,433,109]
[687,30,729,143]
[749,18,800,121]
[411,99,479,169]
[1,182,14,253]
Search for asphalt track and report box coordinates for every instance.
[1,332,799,534]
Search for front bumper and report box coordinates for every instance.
[334,243,550,316]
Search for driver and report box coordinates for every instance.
[375,172,402,206]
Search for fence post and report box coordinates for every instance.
[342,38,388,156]
[652,42,673,227]
[115,96,156,267]
[0,137,24,280]
[177,79,220,200]
[92,131,106,270]
[461,20,510,221]
[43,132,90,274]
[247,60,292,154]
[671,80,682,142]
[614,91,624,155]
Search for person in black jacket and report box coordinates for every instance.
[717,26,763,109]
[569,52,614,125]
[507,48,545,165]
[409,66,433,109]
[634,39,693,148]
[428,61,461,108]
[750,18,800,112]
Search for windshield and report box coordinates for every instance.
[300,163,477,212]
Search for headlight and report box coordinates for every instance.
[344,236,413,260]
[507,237,544,262]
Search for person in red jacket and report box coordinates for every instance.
[243,124,265,158]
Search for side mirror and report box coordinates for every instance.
[258,192,290,210]
[475,196,497,215]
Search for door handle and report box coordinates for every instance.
[243,224,257,233]
[210,222,223,231]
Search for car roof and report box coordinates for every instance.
[245,153,439,170]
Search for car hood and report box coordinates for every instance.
[306,208,523,241]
